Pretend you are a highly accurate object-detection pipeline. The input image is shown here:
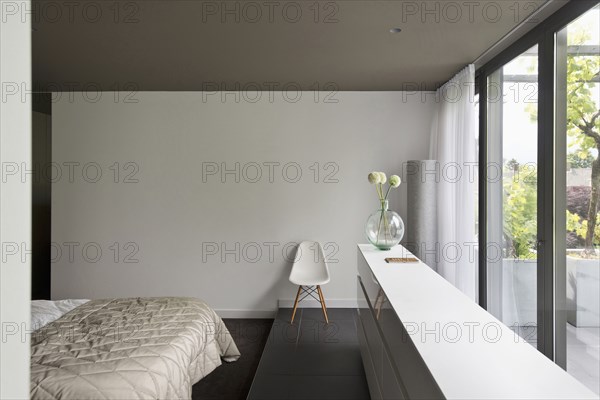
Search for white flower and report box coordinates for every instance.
[368,172,379,184]
[378,172,387,184]
[389,175,401,188]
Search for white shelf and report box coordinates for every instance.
[358,244,598,400]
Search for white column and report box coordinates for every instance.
[1,1,33,398]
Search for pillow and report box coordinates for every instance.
[31,299,90,330]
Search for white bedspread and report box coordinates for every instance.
[30,297,240,400]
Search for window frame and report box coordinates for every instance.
[476,0,600,362]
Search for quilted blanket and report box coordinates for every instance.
[30,297,240,400]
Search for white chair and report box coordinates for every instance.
[289,241,330,324]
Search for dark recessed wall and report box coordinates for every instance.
[32,93,51,300]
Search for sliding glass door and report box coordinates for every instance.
[486,46,539,345]
[479,1,599,394]
[556,5,600,394]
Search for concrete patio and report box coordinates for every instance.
[567,325,600,396]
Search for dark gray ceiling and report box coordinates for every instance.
[33,0,550,91]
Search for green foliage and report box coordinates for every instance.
[567,152,595,168]
[567,25,600,253]
[506,158,520,172]
[525,23,600,253]
[566,44,600,156]
[503,163,537,259]
[567,210,600,244]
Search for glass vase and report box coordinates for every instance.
[365,200,404,251]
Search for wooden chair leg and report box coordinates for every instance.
[290,286,302,324]
[317,285,329,324]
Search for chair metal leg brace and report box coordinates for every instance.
[298,286,320,302]
[290,285,329,324]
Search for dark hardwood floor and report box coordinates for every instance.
[194,309,370,400]
[192,318,273,400]
[247,308,370,400]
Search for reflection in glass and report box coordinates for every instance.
[487,45,539,345]
[559,5,600,395]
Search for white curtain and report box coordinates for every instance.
[429,64,478,301]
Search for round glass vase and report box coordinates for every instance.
[365,200,404,251]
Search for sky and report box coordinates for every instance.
[500,7,599,165]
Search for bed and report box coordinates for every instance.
[30,297,240,400]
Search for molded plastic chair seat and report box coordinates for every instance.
[289,241,330,324]
[289,270,330,286]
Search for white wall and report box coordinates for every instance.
[0,2,32,397]
[52,91,435,316]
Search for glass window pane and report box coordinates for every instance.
[559,5,600,395]
[486,45,539,346]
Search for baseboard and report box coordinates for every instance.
[215,299,358,319]
[278,298,358,309]
[215,309,278,319]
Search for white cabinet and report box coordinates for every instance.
[357,244,598,400]
[357,272,441,400]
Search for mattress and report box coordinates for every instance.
[30,297,240,400]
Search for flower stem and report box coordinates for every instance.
[376,184,384,201]
[376,207,384,243]
[384,185,391,201]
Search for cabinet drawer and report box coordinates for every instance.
[357,314,383,400]
[357,277,383,387]
[382,350,405,400]
[358,251,383,308]
[358,269,444,399]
